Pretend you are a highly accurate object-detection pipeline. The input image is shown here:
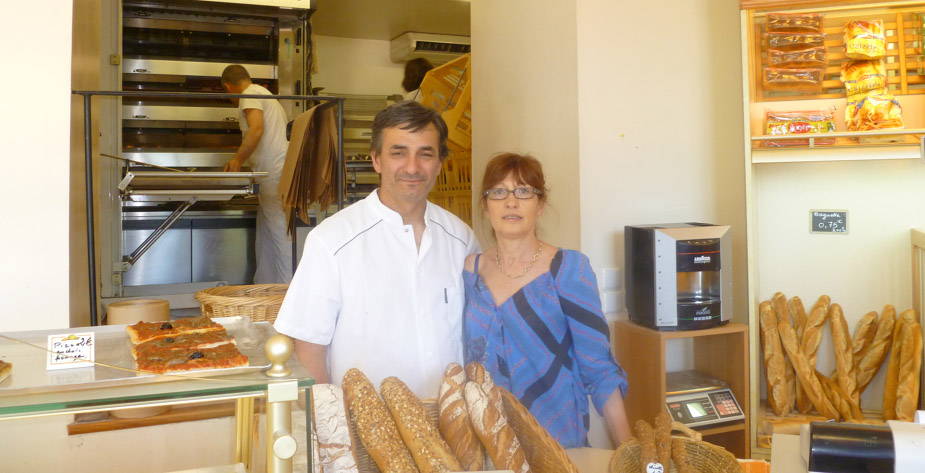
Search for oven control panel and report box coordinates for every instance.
[665,388,744,429]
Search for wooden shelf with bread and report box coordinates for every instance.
[740,0,925,459]
[611,320,750,459]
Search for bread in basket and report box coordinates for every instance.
[609,421,742,473]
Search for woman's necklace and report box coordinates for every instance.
[495,242,543,279]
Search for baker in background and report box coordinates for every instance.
[221,65,292,284]
[274,101,480,397]
[402,58,434,103]
[463,152,631,447]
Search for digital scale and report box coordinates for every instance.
[664,370,744,429]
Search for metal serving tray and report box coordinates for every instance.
[0,316,272,397]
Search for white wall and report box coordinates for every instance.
[311,35,406,96]
[0,4,73,331]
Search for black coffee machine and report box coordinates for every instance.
[625,223,732,331]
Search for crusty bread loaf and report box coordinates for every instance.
[465,361,494,394]
[759,300,790,416]
[895,321,922,422]
[772,293,798,407]
[310,384,359,473]
[341,369,417,473]
[464,382,530,473]
[777,320,839,419]
[654,411,672,469]
[883,309,918,420]
[799,296,829,413]
[381,377,461,473]
[789,296,810,413]
[855,305,895,394]
[828,304,860,406]
[817,370,863,421]
[851,311,879,365]
[635,419,659,472]
[438,363,483,471]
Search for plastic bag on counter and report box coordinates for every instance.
[767,12,825,34]
[763,67,825,93]
[845,93,904,142]
[764,107,836,147]
[769,46,828,68]
[840,60,886,96]
[766,32,825,51]
[844,20,885,59]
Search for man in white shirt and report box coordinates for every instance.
[273,101,479,397]
[221,65,292,284]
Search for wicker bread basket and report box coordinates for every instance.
[194,284,288,323]
[609,421,743,473]
[346,387,579,473]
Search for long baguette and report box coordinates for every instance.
[883,309,918,420]
[438,363,483,471]
[855,305,895,394]
[381,377,461,473]
[851,311,879,366]
[777,319,839,419]
[759,300,790,416]
[790,296,811,413]
[341,369,417,473]
[464,382,530,473]
[895,321,922,422]
[800,295,829,413]
[828,304,860,406]
[772,292,797,407]
[817,369,863,421]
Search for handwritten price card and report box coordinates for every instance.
[46,332,95,370]
[810,210,848,234]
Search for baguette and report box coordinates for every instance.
[828,304,860,406]
[800,296,829,413]
[654,411,672,468]
[772,293,798,407]
[790,296,811,413]
[855,305,895,394]
[777,319,839,419]
[759,300,790,416]
[851,311,879,365]
[817,370,863,421]
[635,420,659,472]
[671,438,698,473]
[762,415,829,435]
[463,382,530,473]
[310,384,360,473]
[341,369,417,473]
[895,321,922,422]
[883,309,918,420]
[438,363,483,471]
[381,377,461,473]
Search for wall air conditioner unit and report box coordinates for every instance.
[390,32,471,65]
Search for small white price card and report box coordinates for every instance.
[47,332,95,370]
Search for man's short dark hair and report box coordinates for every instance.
[221,65,251,86]
[371,101,449,160]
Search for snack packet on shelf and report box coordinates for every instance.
[770,46,828,68]
[767,12,825,34]
[845,93,904,143]
[764,107,836,147]
[763,67,825,93]
[840,60,886,96]
[844,20,885,59]
[766,32,826,51]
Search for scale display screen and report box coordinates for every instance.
[686,402,708,418]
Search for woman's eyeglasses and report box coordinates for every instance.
[483,187,542,200]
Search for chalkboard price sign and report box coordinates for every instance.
[810,210,847,234]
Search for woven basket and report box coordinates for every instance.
[194,284,288,323]
[346,390,577,473]
[609,422,742,473]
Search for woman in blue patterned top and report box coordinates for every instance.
[463,152,631,448]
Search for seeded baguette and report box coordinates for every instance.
[654,411,672,468]
[760,300,790,416]
[438,363,483,471]
[381,377,461,473]
[671,438,699,473]
[895,321,922,422]
[883,309,918,420]
[856,305,895,394]
[341,369,417,473]
[635,419,659,473]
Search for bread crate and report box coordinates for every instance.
[421,54,471,150]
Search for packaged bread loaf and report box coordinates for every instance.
[764,108,836,147]
[341,368,417,473]
[883,309,917,420]
[463,382,530,473]
[844,20,885,59]
[828,304,860,406]
[777,319,838,419]
[763,68,825,94]
[855,305,894,394]
[766,32,825,51]
[769,46,828,68]
[894,321,922,422]
[310,384,359,473]
[841,60,886,96]
[767,12,824,33]
[438,363,483,471]
[381,376,461,473]
[759,300,791,416]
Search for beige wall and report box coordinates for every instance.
[311,35,406,96]
[0,4,74,331]
[470,0,581,249]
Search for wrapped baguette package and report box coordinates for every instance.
[764,108,836,147]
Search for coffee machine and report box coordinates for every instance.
[624,223,732,331]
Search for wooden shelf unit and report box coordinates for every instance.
[612,320,750,458]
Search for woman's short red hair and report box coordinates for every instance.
[480,152,548,206]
